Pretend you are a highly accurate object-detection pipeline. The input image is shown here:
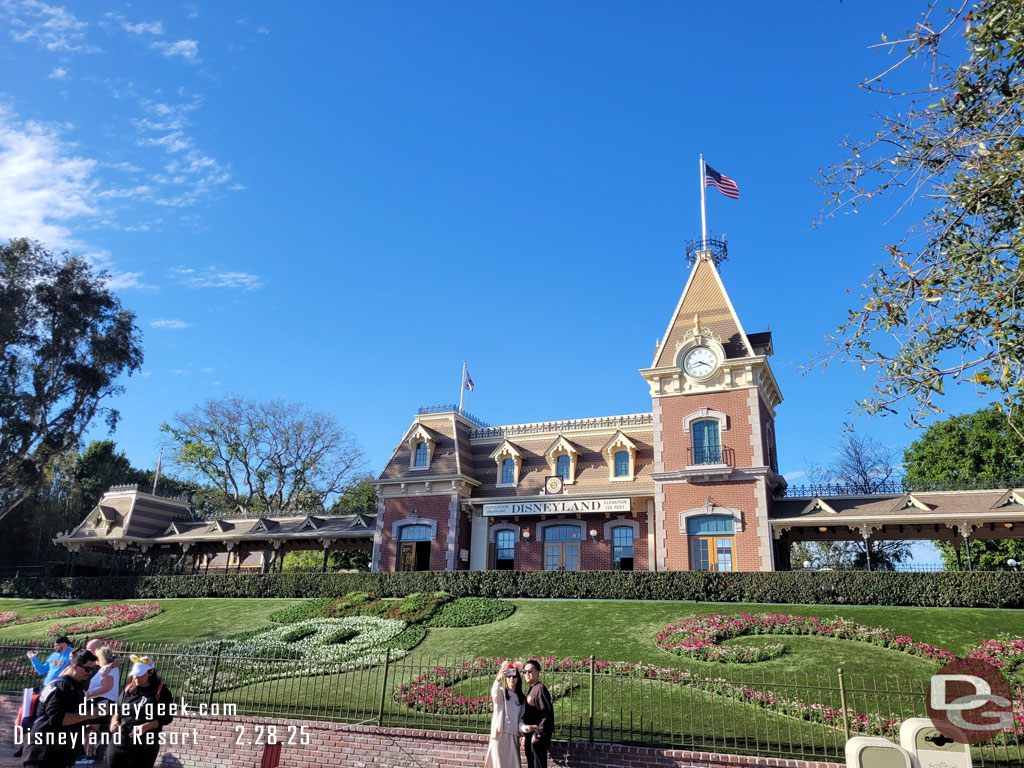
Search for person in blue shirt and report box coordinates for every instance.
[26,636,72,685]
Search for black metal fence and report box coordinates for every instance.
[1,642,1020,765]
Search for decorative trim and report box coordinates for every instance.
[889,493,934,513]
[800,497,840,515]
[544,435,579,485]
[407,424,437,470]
[682,408,729,435]
[391,517,438,541]
[679,498,743,535]
[470,413,652,440]
[603,516,639,541]
[488,522,521,543]
[602,430,637,481]
[536,519,585,542]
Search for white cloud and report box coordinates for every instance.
[170,266,263,290]
[150,318,190,329]
[170,368,190,375]
[782,470,807,481]
[184,5,199,20]
[0,105,97,248]
[105,271,146,290]
[200,366,214,373]
[104,13,164,36]
[3,0,100,53]
[151,39,198,61]
[48,66,68,79]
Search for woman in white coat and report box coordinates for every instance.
[484,661,526,768]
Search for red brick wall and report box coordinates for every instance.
[657,389,755,472]
[379,496,451,572]
[0,696,843,768]
[662,480,763,572]
[486,515,648,571]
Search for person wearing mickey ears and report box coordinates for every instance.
[484,661,525,768]
[520,660,553,768]
[105,657,174,768]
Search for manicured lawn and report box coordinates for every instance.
[1,596,1018,684]
[0,598,304,644]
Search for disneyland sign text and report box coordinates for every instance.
[482,498,631,517]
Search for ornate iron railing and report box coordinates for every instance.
[417,404,490,427]
[470,413,653,440]
[687,445,734,467]
[778,477,1024,498]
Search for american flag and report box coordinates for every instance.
[704,164,740,200]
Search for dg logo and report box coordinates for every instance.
[927,658,1015,744]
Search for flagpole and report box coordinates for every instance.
[152,451,162,495]
[699,154,708,249]
[458,360,467,413]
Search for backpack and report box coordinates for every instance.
[15,687,40,732]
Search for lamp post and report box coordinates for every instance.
[1008,558,1020,572]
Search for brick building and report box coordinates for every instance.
[372,248,785,573]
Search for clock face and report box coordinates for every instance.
[545,476,564,495]
[683,346,718,378]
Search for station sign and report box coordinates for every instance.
[482,497,631,517]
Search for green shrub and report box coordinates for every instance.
[325,592,379,618]
[388,623,427,651]
[2,571,1022,608]
[426,597,514,627]
[268,598,332,624]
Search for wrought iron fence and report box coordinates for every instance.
[416,404,490,427]
[1,642,1019,765]
[687,445,734,467]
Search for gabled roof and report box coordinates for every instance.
[653,255,754,366]
[889,493,933,513]
[544,435,579,458]
[297,514,323,531]
[251,517,278,533]
[489,439,524,460]
[800,497,840,515]
[601,430,637,454]
[991,489,1024,509]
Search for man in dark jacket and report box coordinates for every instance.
[521,659,554,768]
[22,649,99,768]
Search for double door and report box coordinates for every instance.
[544,542,579,571]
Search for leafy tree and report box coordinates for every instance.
[0,239,143,520]
[814,1,1024,429]
[795,433,912,570]
[161,394,367,515]
[331,474,377,515]
[280,548,371,572]
[73,440,136,511]
[904,407,1024,569]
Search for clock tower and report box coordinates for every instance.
[640,247,784,571]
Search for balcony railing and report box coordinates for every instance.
[687,445,734,467]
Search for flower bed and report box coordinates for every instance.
[0,603,163,635]
[176,616,408,694]
[655,612,958,664]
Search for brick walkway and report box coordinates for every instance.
[0,748,20,768]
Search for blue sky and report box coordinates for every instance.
[0,1,987,532]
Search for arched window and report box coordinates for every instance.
[611,526,634,571]
[501,458,515,485]
[691,420,721,465]
[543,524,581,571]
[414,441,428,467]
[495,529,515,570]
[614,450,630,478]
[397,523,432,571]
[555,454,571,480]
[686,515,734,572]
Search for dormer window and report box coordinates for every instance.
[407,424,437,470]
[545,435,579,485]
[614,451,629,477]
[556,455,570,480]
[602,430,637,481]
[490,439,524,487]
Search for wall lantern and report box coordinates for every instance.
[522,529,531,545]
[589,528,599,543]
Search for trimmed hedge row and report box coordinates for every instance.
[2,570,1022,608]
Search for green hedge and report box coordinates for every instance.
[2,570,1022,608]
